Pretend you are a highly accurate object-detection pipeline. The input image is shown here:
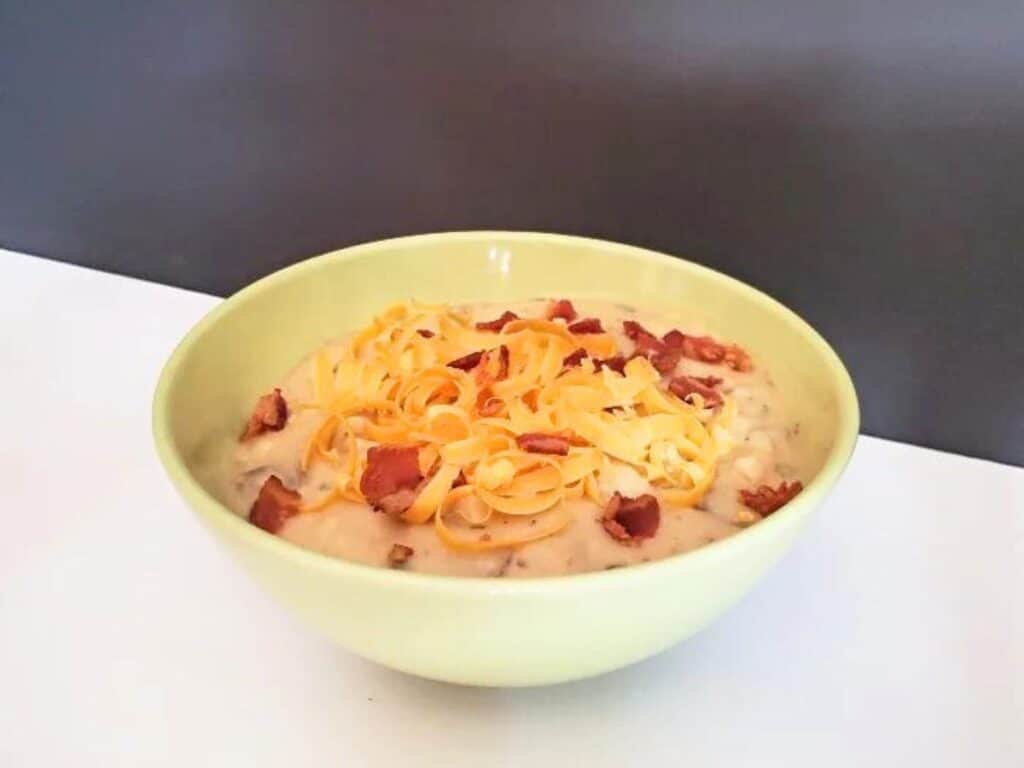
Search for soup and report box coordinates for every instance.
[219,299,819,577]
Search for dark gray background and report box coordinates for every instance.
[2,1,1022,464]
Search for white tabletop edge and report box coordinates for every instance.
[1,246,1021,767]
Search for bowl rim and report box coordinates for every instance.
[152,230,859,592]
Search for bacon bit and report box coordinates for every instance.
[560,429,591,447]
[667,329,753,372]
[241,389,288,440]
[447,350,484,371]
[668,375,724,408]
[622,320,660,349]
[601,493,660,545]
[661,329,686,350]
[416,328,435,338]
[621,321,679,373]
[476,345,510,387]
[248,475,301,533]
[521,389,540,411]
[359,445,423,513]
[376,489,418,518]
[724,345,753,372]
[563,347,588,368]
[475,311,519,332]
[497,345,510,378]
[387,543,415,567]
[739,481,803,516]
[568,317,605,334]
[682,335,726,364]
[515,432,572,455]
[650,346,682,374]
[595,355,627,374]
[547,299,578,322]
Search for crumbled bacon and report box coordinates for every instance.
[359,445,423,514]
[661,329,686,350]
[562,347,588,368]
[416,328,435,338]
[387,543,414,567]
[668,375,724,408]
[622,321,679,373]
[547,299,577,322]
[681,334,726,364]
[623,320,660,351]
[241,388,288,440]
[568,317,605,334]
[723,345,753,372]
[475,345,510,387]
[561,429,591,447]
[667,329,753,371]
[515,432,571,455]
[738,481,803,516]
[447,350,484,371]
[626,323,749,374]
[522,389,540,410]
[248,475,301,533]
[475,311,519,332]
[375,489,419,518]
[650,346,682,374]
[595,355,627,374]
[601,492,660,544]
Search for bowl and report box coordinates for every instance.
[152,232,858,686]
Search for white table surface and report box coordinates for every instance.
[1,249,1021,767]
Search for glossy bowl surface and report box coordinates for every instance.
[153,232,858,686]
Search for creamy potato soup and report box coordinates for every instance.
[221,299,819,577]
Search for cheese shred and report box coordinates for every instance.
[299,302,728,551]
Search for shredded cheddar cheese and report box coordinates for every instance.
[299,302,730,551]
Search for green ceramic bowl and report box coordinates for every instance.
[153,232,858,686]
